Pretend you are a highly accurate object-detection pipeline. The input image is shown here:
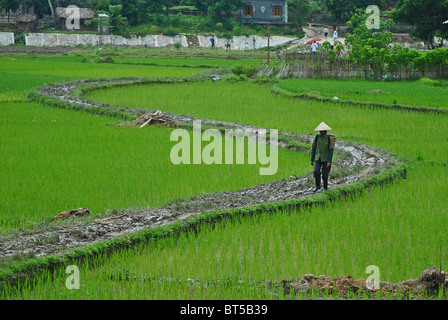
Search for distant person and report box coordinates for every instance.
[333,30,338,42]
[324,27,329,39]
[311,122,335,192]
[311,41,318,53]
[226,38,231,50]
[210,35,215,48]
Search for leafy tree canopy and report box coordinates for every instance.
[0,0,20,12]
[390,0,448,49]
[344,9,395,77]
[325,0,386,22]
[288,0,321,27]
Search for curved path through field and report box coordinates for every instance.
[0,77,404,261]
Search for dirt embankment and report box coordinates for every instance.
[108,267,447,299]
[283,267,448,299]
[0,46,75,54]
[0,78,400,262]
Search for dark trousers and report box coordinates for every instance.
[313,159,331,187]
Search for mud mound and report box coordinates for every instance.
[365,89,390,94]
[119,110,178,128]
[283,268,448,299]
[51,208,90,221]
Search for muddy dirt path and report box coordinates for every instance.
[0,78,399,260]
[0,46,75,54]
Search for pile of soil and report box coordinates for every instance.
[283,268,448,299]
[51,208,90,222]
[119,110,178,128]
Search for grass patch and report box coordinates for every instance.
[277,78,448,110]
[0,101,309,232]
[84,80,448,163]
[1,51,447,300]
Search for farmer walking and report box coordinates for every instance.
[310,41,318,53]
[311,122,335,192]
[210,35,215,49]
[324,27,329,39]
[333,29,338,42]
[226,38,231,50]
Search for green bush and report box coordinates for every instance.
[222,74,249,82]
[232,26,240,36]
[150,25,161,34]
[81,54,98,63]
[231,64,258,78]
[251,75,278,85]
[81,54,115,64]
[14,32,25,45]
[417,77,448,88]
[163,28,178,36]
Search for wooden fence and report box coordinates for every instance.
[0,15,16,24]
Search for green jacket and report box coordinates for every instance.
[311,134,335,163]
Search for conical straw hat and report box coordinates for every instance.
[314,122,332,131]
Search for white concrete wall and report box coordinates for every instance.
[24,33,297,50]
[0,33,15,46]
[198,35,296,50]
[25,33,190,48]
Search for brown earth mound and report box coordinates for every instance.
[51,208,90,221]
[283,268,448,299]
[119,110,178,128]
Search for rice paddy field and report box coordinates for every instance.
[277,78,448,109]
[0,48,447,302]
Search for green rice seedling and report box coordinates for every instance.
[15,162,438,300]
[0,56,202,85]
[278,78,448,109]
[2,53,448,301]
[0,101,309,231]
[85,80,448,162]
[113,57,260,69]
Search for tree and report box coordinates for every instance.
[190,0,210,13]
[324,0,385,22]
[120,0,139,25]
[288,0,319,27]
[0,0,19,13]
[104,4,126,32]
[209,0,243,22]
[148,0,178,16]
[391,0,448,49]
[24,0,57,18]
[344,10,395,78]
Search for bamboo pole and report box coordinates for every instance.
[267,23,270,64]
